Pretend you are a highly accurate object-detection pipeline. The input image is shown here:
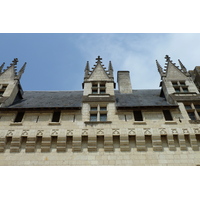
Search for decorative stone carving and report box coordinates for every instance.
[51,129,59,136]
[67,130,73,136]
[112,129,120,135]
[37,130,44,136]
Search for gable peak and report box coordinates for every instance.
[84,56,114,81]
[0,58,26,80]
[157,55,190,78]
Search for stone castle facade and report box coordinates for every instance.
[0,55,200,166]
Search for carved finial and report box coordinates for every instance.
[85,61,90,71]
[0,62,5,73]
[94,56,104,67]
[84,61,90,79]
[108,61,114,77]
[165,55,170,62]
[96,56,102,63]
[156,60,164,76]
[108,61,113,71]
[178,59,187,73]
[10,58,19,66]
[15,62,26,80]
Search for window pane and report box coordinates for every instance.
[92,84,98,87]
[188,112,196,120]
[100,89,106,94]
[100,107,107,111]
[133,111,143,121]
[100,84,105,87]
[172,82,178,86]
[179,81,186,86]
[91,107,97,111]
[182,87,188,92]
[163,110,173,121]
[195,105,200,109]
[92,89,98,94]
[175,88,180,92]
[52,111,61,122]
[90,114,97,121]
[14,112,25,122]
[185,105,192,110]
[100,114,107,121]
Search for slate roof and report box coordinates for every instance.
[115,90,177,108]
[7,91,83,109]
[5,89,177,109]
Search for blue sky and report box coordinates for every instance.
[1,33,200,91]
[1,1,200,199]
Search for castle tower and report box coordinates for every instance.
[0,58,26,107]
[82,56,116,127]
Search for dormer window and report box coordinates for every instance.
[0,84,8,97]
[172,81,189,93]
[92,82,106,94]
[90,105,107,122]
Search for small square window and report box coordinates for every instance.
[194,105,200,109]
[185,105,192,110]
[90,114,97,121]
[91,107,97,111]
[179,81,186,86]
[175,88,181,92]
[100,114,107,121]
[188,112,196,120]
[100,89,106,94]
[133,111,143,121]
[52,111,61,122]
[100,83,105,87]
[92,83,98,87]
[14,112,25,122]
[92,89,98,94]
[172,81,178,86]
[163,110,173,121]
[182,87,188,92]
[100,107,107,111]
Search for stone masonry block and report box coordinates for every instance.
[0,137,6,152]
[152,130,163,151]
[57,137,66,152]
[104,129,113,151]
[178,134,187,151]
[10,137,21,153]
[41,137,51,152]
[26,137,36,153]
[166,134,176,151]
[189,134,199,151]
[120,129,130,151]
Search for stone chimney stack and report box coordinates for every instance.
[117,71,132,93]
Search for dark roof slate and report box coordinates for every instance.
[5,89,176,109]
[7,91,83,109]
[115,90,176,108]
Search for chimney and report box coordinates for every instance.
[117,71,132,93]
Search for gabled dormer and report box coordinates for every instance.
[83,56,115,96]
[0,58,26,107]
[156,55,199,104]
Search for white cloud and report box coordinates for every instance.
[72,33,200,90]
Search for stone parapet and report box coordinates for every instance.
[0,127,199,153]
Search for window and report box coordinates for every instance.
[133,111,143,121]
[92,82,106,94]
[52,111,61,122]
[0,84,8,97]
[14,112,25,122]
[184,103,200,120]
[172,81,189,93]
[90,105,107,122]
[163,110,173,121]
